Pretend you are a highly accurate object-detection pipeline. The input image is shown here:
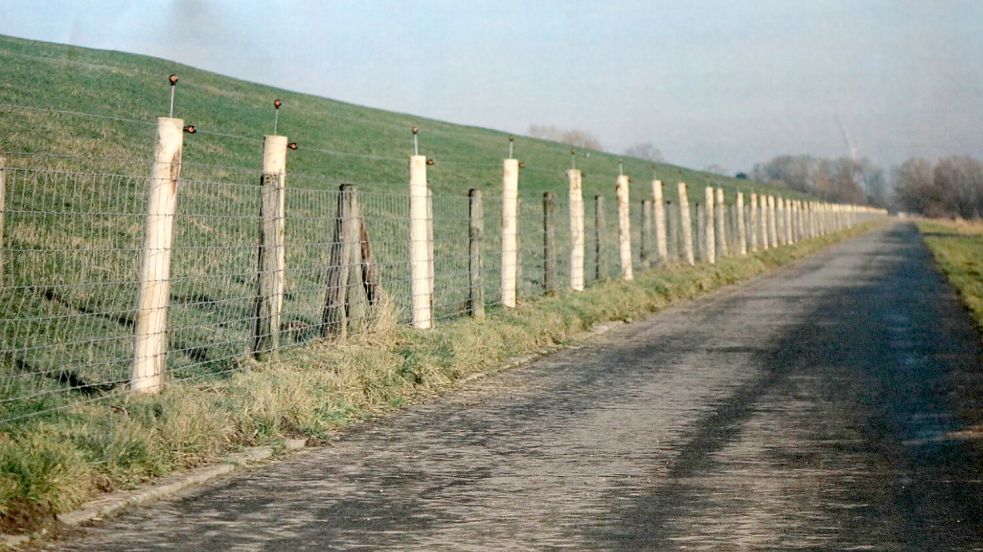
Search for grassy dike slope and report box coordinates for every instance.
[0,221,883,534]
[917,219,983,333]
[0,33,802,200]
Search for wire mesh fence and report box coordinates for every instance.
[0,107,877,426]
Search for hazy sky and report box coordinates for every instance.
[1,0,981,172]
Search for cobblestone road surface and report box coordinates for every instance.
[53,223,983,550]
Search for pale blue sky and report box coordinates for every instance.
[1,0,981,172]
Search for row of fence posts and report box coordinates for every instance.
[37,116,882,395]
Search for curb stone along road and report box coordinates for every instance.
[49,222,983,550]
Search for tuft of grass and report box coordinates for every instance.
[0,220,883,533]
[916,218,983,332]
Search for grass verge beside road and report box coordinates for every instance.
[917,219,983,332]
[0,220,884,535]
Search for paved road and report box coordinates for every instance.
[53,223,983,550]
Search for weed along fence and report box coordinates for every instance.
[0,83,886,425]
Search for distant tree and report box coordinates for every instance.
[735,172,749,180]
[751,153,886,207]
[528,124,604,151]
[894,158,939,215]
[623,142,664,162]
[752,155,815,193]
[893,156,983,218]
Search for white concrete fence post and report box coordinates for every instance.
[131,117,184,393]
[409,155,434,328]
[767,195,778,248]
[704,186,715,264]
[652,179,668,265]
[714,187,728,258]
[616,175,633,280]
[568,168,585,291]
[678,182,694,266]
[736,191,747,255]
[501,158,520,307]
[252,134,288,360]
[749,192,759,252]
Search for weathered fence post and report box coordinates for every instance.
[704,187,715,264]
[501,158,520,307]
[640,199,652,269]
[678,182,694,266]
[409,154,433,328]
[652,179,668,265]
[467,188,484,318]
[694,202,704,261]
[785,198,795,245]
[322,185,361,339]
[543,192,557,294]
[780,197,787,242]
[715,187,728,258]
[616,175,633,280]
[736,191,747,255]
[568,169,585,291]
[131,117,184,393]
[252,135,288,359]
[749,192,759,252]
[594,195,608,280]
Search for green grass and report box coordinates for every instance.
[0,33,813,423]
[0,220,883,533]
[0,32,845,532]
[916,219,983,332]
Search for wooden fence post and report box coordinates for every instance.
[322,184,362,339]
[785,198,795,244]
[694,202,704,261]
[543,192,557,294]
[616,175,632,280]
[678,182,694,266]
[715,187,728,258]
[568,169,585,291]
[594,195,607,280]
[468,188,484,318]
[640,199,652,269]
[736,191,747,255]
[252,135,288,360]
[501,159,519,307]
[704,186,715,264]
[666,200,677,262]
[409,155,433,328]
[131,117,184,394]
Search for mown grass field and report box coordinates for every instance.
[0,32,834,531]
[916,219,983,332]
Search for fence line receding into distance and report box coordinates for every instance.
[0,98,886,424]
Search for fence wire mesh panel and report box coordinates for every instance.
[166,178,260,382]
[431,192,475,320]
[482,194,504,309]
[0,166,144,422]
